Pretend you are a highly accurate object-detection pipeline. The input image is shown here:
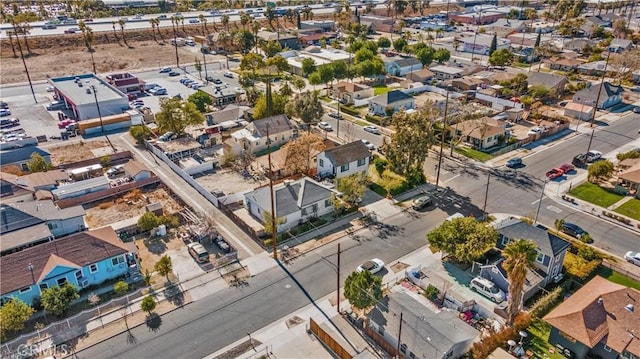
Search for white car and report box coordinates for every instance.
[624,251,640,266]
[361,139,375,151]
[356,258,385,274]
[586,150,602,162]
[46,86,55,92]
[318,121,333,131]
[470,276,505,303]
[363,125,380,134]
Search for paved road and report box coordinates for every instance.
[430,112,640,256]
[74,196,464,359]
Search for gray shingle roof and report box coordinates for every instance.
[497,221,570,257]
[245,177,334,217]
[0,203,43,234]
[392,57,422,68]
[369,90,413,106]
[323,141,370,167]
[527,72,567,88]
[0,146,50,166]
[574,82,624,103]
[250,114,294,137]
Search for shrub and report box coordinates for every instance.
[373,157,388,176]
[424,284,439,301]
[114,280,129,296]
[576,244,602,261]
[471,312,533,359]
[564,252,600,280]
[530,286,564,318]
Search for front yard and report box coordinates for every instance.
[569,182,624,208]
[454,146,494,162]
[373,84,391,95]
[614,198,640,221]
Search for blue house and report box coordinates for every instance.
[0,227,138,306]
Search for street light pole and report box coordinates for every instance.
[482,171,491,220]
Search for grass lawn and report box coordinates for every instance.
[355,120,369,126]
[454,147,494,162]
[569,182,624,208]
[614,198,640,221]
[373,85,391,95]
[595,269,640,290]
[526,319,566,359]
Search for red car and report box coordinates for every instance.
[57,119,75,129]
[546,168,564,179]
[559,164,575,173]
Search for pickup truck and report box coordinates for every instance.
[546,168,564,179]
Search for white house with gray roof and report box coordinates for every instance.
[572,82,624,109]
[243,177,337,233]
[316,141,371,179]
[459,34,510,55]
[383,57,423,77]
[368,90,415,116]
[430,65,464,80]
[229,114,297,155]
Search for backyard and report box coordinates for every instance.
[373,84,391,96]
[569,182,624,208]
[613,198,640,221]
[595,267,640,290]
[525,319,566,359]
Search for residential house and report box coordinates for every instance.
[563,39,596,53]
[573,82,624,109]
[479,219,571,302]
[0,227,138,306]
[563,101,595,121]
[450,118,508,150]
[486,18,527,37]
[368,90,415,116]
[298,31,337,45]
[405,68,435,83]
[359,15,394,33]
[527,72,568,96]
[13,170,70,193]
[316,141,370,179]
[51,176,110,200]
[607,38,633,53]
[451,76,484,91]
[123,160,153,181]
[383,57,423,77]
[366,292,480,359]
[299,20,334,32]
[507,33,550,48]
[229,114,298,155]
[256,31,299,50]
[243,177,336,233]
[544,276,640,359]
[0,146,51,172]
[450,10,505,25]
[459,34,510,55]
[617,158,640,197]
[330,82,375,105]
[545,56,582,72]
[204,105,248,126]
[1,200,86,256]
[581,16,612,37]
[430,65,465,80]
[512,47,538,64]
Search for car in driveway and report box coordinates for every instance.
[586,150,602,162]
[363,125,380,134]
[572,153,588,168]
[412,195,433,210]
[318,121,333,131]
[470,277,505,303]
[159,67,172,73]
[361,139,375,151]
[559,163,575,174]
[356,258,385,274]
[561,222,589,239]
[505,157,522,168]
[624,251,640,266]
[546,168,564,179]
[187,242,210,263]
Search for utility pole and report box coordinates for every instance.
[337,243,341,314]
[435,92,450,188]
[586,50,611,154]
[336,90,341,139]
[266,125,278,259]
[396,312,403,358]
[91,85,116,152]
[13,25,37,104]
[534,179,547,224]
[482,171,491,220]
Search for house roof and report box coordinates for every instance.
[564,38,595,51]
[386,56,421,68]
[250,114,295,137]
[482,257,545,292]
[564,101,594,112]
[455,118,506,140]
[546,56,582,67]
[495,219,570,257]
[407,68,435,80]
[1,223,52,254]
[0,146,51,166]
[323,140,371,167]
[619,162,640,184]
[256,31,297,41]
[0,227,133,295]
[244,177,335,217]
[0,203,44,235]
[333,81,371,93]
[430,65,464,75]
[367,292,479,357]
[123,160,150,177]
[13,170,69,191]
[610,38,633,48]
[527,72,567,89]
[369,90,413,106]
[10,199,85,222]
[544,276,640,355]
[573,82,624,103]
[204,105,248,124]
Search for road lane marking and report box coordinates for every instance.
[547,205,563,214]
[444,174,461,184]
[531,197,547,205]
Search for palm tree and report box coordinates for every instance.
[79,21,97,73]
[149,18,158,42]
[170,16,180,68]
[252,20,261,54]
[221,14,230,33]
[180,17,185,32]
[239,11,250,31]
[118,19,128,47]
[502,239,538,326]
[199,14,208,34]
[111,21,120,44]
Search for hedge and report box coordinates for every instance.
[530,286,564,318]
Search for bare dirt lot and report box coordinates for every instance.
[83,187,183,228]
[195,168,268,196]
[46,140,114,166]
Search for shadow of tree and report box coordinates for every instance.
[126,329,137,344]
[164,284,185,307]
[143,237,167,254]
[146,313,162,333]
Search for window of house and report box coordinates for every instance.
[357,158,366,166]
[319,159,324,167]
[378,326,384,335]
[410,353,416,359]
[39,283,48,290]
[536,252,545,263]
[75,271,82,279]
[57,278,67,286]
[89,263,98,273]
[604,345,612,352]
[400,343,407,354]
[340,163,349,172]
[325,199,331,207]
[19,287,31,293]
[21,163,29,171]
[312,204,318,213]
[501,235,509,246]
[112,256,125,266]
[47,222,58,229]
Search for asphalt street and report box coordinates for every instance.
[75,198,467,359]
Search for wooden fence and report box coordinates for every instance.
[309,318,353,359]
[56,151,133,169]
[55,176,160,208]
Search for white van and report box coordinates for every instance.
[445,212,464,221]
[470,277,505,303]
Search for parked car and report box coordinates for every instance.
[572,153,588,168]
[505,157,522,168]
[356,258,385,274]
[189,18,199,23]
[412,195,433,210]
[0,109,11,117]
[318,121,333,131]
[212,78,223,84]
[42,23,57,29]
[0,118,19,128]
[559,163,575,173]
[586,150,602,162]
[63,28,78,34]
[363,125,380,134]
[57,119,75,129]
[634,107,640,114]
[0,101,8,109]
[223,72,234,78]
[159,67,172,73]
[46,101,65,111]
[106,165,125,177]
[546,168,564,179]
[470,277,505,303]
[562,222,588,239]
[624,251,640,266]
[187,243,210,263]
[150,87,167,96]
[168,71,180,77]
[328,111,342,119]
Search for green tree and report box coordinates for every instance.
[137,212,160,232]
[285,91,324,129]
[154,255,173,282]
[489,33,497,55]
[616,149,640,161]
[265,55,289,72]
[336,173,368,207]
[488,48,514,66]
[377,37,391,48]
[393,37,407,52]
[194,57,202,80]
[155,97,205,137]
[528,84,554,100]
[426,217,498,263]
[27,152,52,172]
[554,218,565,231]
[291,76,307,93]
[41,283,80,317]
[0,298,34,340]
[433,48,451,63]
[240,52,265,74]
[262,40,283,57]
[343,270,382,312]
[503,239,538,326]
[253,92,288,119]
[188,91,213,112]
[78,20,96,73]
[129,125,151,145]
[587,160,614,182]
[331,60,349,81]
[262,210,285,236]
[140,295,157,315]
[301,57,317,77]
[308,72,322,87]
[415,46,436,66]
[113,280,129,296]
[234,29,255,54]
